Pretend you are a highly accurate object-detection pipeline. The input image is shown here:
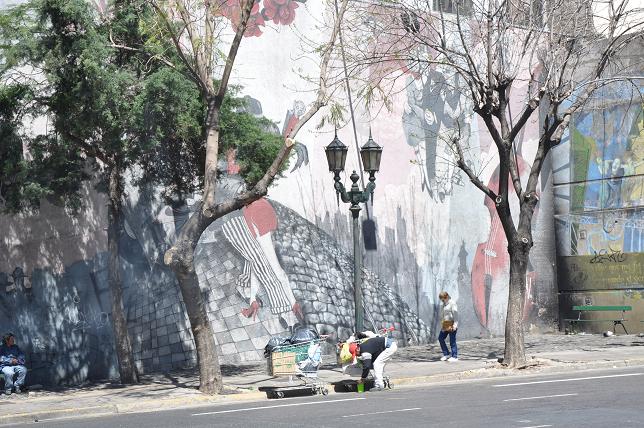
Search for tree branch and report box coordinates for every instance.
[506,149,524,198]
[209,0,350,220]
[108,29,177,70]
[214,0,255,104]
[452,135,497,201]
[524,137,549,197]
[63,131,110,166]
[149,1,205,94]
[507,88,545,144]
[175,2,211,91]
[201,0,255,216]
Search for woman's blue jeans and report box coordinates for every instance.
[438,330,458,358]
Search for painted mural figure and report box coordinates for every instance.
[606,158,625,208]
[624,113,644,206]
[10,267,27,290]
[571,101,644,256]
[222,199,303,329]
[585,147,605,208]
[402,70,468,202]
[577,106,643,210]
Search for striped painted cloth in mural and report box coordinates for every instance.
[222,216,292,315]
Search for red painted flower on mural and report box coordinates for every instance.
[216,0,266,37]
[216,0,242,25]
[216,0,300,37]
[262,0,299,26]
[246,3,266,37]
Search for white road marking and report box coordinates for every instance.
[493,372,644,387]
[192,397,366,416]
[504,393,578,402]
[342,408,422,418]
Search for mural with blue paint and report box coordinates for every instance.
[571,101,644,213]
[566,88,644,257]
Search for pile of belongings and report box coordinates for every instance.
[264,327,322,375]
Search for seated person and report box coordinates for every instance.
[0,333,27,395]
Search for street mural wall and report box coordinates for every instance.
[0,1,567,385]
[553,78,644,332]
[194,196,431,364]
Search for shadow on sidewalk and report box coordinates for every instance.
[20,364,262,399]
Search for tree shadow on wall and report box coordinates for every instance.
[0,257,117,388]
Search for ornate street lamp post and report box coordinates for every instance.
[324,130,382,333]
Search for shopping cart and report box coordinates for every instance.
[259,336,329,399]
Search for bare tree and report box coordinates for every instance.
[144,0,349,393]
[341,0,643,367]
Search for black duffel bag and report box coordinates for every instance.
[289,326,319,344]
[263,335,290,358]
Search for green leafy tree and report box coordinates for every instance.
[1,0,306,389]
[0,84,85,213]
[133,72,284,201]
[0,0,148,383]
[0,84,42,212]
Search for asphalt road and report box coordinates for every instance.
[8,366,644,428]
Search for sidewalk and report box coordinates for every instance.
[2,333,643,425]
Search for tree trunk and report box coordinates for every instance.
[202,99,221,216]
[503,241,529,368]
[174,255,222,394]
[178,97,224,394]
[165,205,222,394]
[107,165,139,384]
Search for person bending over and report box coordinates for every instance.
[350,335,397,392]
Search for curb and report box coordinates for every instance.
[3,357,644,425]
[389,357,644,388]
[0,405,118,426]
[0,391,269,426]
[113,390,268,414]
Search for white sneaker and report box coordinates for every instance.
[448,357,458,362]
[440,356,449,361]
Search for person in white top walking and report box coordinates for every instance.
[438,291,458,362]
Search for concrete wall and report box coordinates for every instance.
[0,1,564,385]
[552,69,644,332]
[243,2,559,338]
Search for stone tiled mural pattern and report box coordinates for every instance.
[193,202,431,364]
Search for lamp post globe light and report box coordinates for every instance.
[324,130,382,334]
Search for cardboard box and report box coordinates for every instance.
[269,351,297,376]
